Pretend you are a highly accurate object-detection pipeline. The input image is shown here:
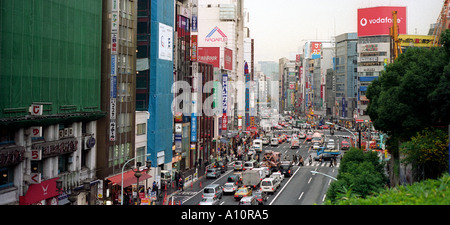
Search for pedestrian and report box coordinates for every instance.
[329,157,333,167]
[179,177,184,191]
[308,155,312,165]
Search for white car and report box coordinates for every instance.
[262,137,270,145]
[327,140,335,149]
[223,182,238,194]
[313,142,321,150]
[270,171,285,181]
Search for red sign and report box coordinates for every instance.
[19,178,59,205]
[222,115,227,130]
[198,47,220,68]
[358,6,407,37]
[224,48,233,71]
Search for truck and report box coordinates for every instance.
[260,150,281,172]
[290,137,300,149]
[311,132,324,145]
[316,147,341,156]
[252,139,263,153]
[241,170,262,189]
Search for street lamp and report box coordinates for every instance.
[56,180,91,205]
[310,170,337,181]
[120,153,151,205]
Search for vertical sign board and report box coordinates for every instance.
[111,33,117,54]
[191,35,198,61]
[111,12,119,33]
[222,74,228,130]
[191,114,197,142]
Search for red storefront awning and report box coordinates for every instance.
[19,178,59,205]
[107,170,152,187]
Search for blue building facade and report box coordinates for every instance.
[147,0,174,168]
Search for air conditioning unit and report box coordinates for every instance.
[64,128,69,137]
[68,128,74,136]
[59,130,64,138]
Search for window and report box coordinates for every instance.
[0,167,14,189]
[58,154,70,174]
[137,123,146,135]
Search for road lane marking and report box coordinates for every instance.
[298,192,304,200]
[269,166,301,205]
[308,177,312,184]
[322,194,327,202]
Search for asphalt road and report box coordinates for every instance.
[173,129,352,205]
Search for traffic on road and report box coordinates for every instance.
[169,121,354,205]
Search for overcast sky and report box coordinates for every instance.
[244,0,444,63]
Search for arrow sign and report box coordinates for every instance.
[30,173,41,184]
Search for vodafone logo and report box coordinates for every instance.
[360,18,368,27]
[360,17,402,26]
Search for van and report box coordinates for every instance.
[270,138,279,146]
[260,177,280,194]
[203,184,223,199]
[252,139,263,153]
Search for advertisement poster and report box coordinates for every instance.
[311,42,321,59]
[358,6,407,37]
[224,48,233,71]
[159,23,173,61]
[198,47,220,68]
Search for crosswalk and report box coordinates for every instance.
[300,161,340,168]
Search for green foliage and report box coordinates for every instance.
[400,128,449,180]
[325,148,387,204]
[366,43,450,143]
[328,174,450,205]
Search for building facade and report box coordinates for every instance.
[0,0,104,205]
[97,0,139,204]
[334,33,358,121]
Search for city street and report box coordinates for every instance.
[170,129,351,205]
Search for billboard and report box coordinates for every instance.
[358,6,407,37]
[198,47,220,68]
[398,35,433,48]
[224,48,233,71]
[311,42,321,59]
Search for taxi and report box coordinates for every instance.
[234,186,252,200]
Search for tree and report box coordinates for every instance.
[400,128,449,180]
[366,32,450,155]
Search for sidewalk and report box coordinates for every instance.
[158,164,211,205]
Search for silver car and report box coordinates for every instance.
[206,168,221,179]
[234,161,243,171]
[223,182,238,194]
[198,197,220,205]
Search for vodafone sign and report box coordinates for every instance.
[358,6,407,37]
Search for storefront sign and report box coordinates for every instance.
[32,138,78,159]
[0,147,25,167]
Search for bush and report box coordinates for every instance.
[331,174,450,205]
[325,148,387,204]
